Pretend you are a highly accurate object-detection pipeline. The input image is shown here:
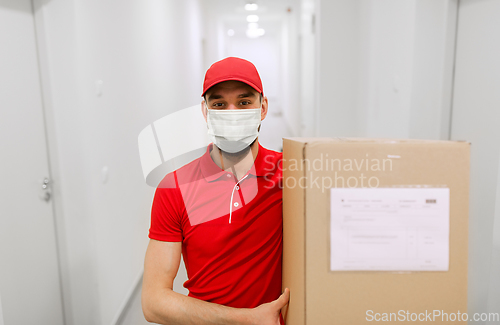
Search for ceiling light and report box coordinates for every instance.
[247,23,259,30]
[246,28,265,38]
[245,3,258,11]
[246,15,259,23]
[227,29,235,36]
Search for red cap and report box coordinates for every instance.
[202,57,263,96]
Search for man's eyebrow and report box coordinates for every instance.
[207,94,223,101]
[207,92,257,101]
[238,92,257,98]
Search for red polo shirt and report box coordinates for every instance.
[149,142,283,311]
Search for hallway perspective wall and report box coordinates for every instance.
[316,0,456,140]
[33,0,203,324]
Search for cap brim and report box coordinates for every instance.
[202,77,263,96]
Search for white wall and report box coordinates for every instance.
[316,0,363,137]
[361,0,417,138]
[316,0,456,140]
[409,0,457,140]
[34,0,203,324]
[298,0,317,137]
[280,4,301,136]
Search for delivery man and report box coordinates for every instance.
[141,57,290,325]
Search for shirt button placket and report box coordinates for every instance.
[229,175,249,224]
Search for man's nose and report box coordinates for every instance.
[227,103,239,110]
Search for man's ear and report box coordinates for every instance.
[201,99,207,123]
[260,95,269,121]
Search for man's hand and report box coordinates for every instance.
[247,288,290,325]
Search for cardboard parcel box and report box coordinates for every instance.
[282,138,470,324]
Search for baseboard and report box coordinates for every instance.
[110,266,144,325]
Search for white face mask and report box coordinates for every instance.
[205,103,262,154]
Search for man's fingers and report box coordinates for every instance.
[274,288,290,308]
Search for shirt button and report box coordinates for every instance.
[234,202,239,207]
[226,174,231,178]
[236,186,240,190]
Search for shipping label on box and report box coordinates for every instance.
[330,187,450,271]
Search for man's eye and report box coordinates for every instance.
[240,101,251,105]
[213,103,224,107]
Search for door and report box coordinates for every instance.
[0,0,65,324]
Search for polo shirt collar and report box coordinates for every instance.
[200,143,272,182]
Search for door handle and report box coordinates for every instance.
[40,177,51,202]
